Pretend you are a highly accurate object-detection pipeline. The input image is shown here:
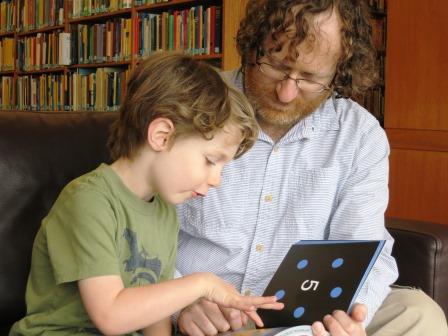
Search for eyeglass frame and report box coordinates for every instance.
[249,60,332,93]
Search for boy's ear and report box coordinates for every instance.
[147,117,175,151]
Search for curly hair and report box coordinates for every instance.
[236,0,378,98]
[108,52,258,160]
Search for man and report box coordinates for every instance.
[176,1,448,335]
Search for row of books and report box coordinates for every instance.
[1,6,223,70]
[0,37,14,70]
[0,0,15,33]
[17,0,64,32]
[13,68,129,111]
[135,0,168,5]
[0,76,13,110]
[136,6,222,57]
[69,0,132,19]
[70,68,129,111]
[378,54,385,82]
[71,18,132,64]
[17,31,71,71]
[368,0,387,11]
[361,87,385,123]
[370,18,386,51]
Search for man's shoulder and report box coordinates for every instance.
[330,95,381,129]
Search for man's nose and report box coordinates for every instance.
[276,78,298,103]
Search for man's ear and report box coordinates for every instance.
[147,117,175,151]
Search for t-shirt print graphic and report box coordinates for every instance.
[123,228,162,284]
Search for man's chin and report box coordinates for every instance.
[257,106,303,127]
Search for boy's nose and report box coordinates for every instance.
[207,169,221,188]
[276,78,298,103]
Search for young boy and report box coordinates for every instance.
[10,53,283,336]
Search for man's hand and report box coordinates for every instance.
[178,299,249,336]
[312,303,367,336]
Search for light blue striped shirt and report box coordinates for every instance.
[176,70,398,325]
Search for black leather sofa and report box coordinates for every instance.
[1,111,447,334]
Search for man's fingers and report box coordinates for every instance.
[201,300,231,333]
[244,310,265,327]
[322,313,347,335]
[178,300,223,336]
[179,307,216,336]
[331,310,356,334]
[351,303,367,323]
[240,311,249,326]
[311,321,329,336]
[220,307,244,331]
[182,322,206,336]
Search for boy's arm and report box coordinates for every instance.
[142,317,172,336]
[78,273,282,335]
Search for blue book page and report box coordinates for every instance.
[257,240,385,328]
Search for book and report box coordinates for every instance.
[222,325,317,336]
[257,240,385,328]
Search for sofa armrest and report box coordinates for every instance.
[386,217,448,317]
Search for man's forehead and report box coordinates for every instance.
[265,6,342,64]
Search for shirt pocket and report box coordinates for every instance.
[282,165,340,239]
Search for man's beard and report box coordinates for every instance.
[245,74,329,129]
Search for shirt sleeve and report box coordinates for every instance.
[328,117,398,325]
[44,187,121,284]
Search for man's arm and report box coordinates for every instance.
[328,117,398,326]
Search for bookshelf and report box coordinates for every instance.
[357,0,387,125]
[1,0,387,118]
[0,0,244,112]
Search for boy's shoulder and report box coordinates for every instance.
[50,164,115,213]
[67,163,114,190]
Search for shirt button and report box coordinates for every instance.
[264,194,273,202]
[244,289,252,296]
[273,146,280,152]
[255,244,264,252]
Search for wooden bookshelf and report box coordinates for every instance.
[354,0,387,125]
[1,0,387,119]
[0,0,244,112]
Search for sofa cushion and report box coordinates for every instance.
[0,111,117,330]
[387,218,448,317]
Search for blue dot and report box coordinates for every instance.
[297,259,308,269]
[293,306,305,319]
[275,290,286,300]
[330,287,343,298]
[332,258,344,268]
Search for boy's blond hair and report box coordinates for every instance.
[108,52,258,160]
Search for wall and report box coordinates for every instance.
[385,0,448,224]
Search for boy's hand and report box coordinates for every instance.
[312,303,367,336]
[201,273,283,318]
[178,272,283,335]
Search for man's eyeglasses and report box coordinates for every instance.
[253,61,331,93]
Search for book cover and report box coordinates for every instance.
[258,240,385,328]
[222,325,316,336]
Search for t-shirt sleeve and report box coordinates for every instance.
[159,236,177,281]
[44,187,121,284]
[159,202,179,282]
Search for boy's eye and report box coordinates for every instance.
[205,157,216,166]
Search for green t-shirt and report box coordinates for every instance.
[10,164,179,335]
